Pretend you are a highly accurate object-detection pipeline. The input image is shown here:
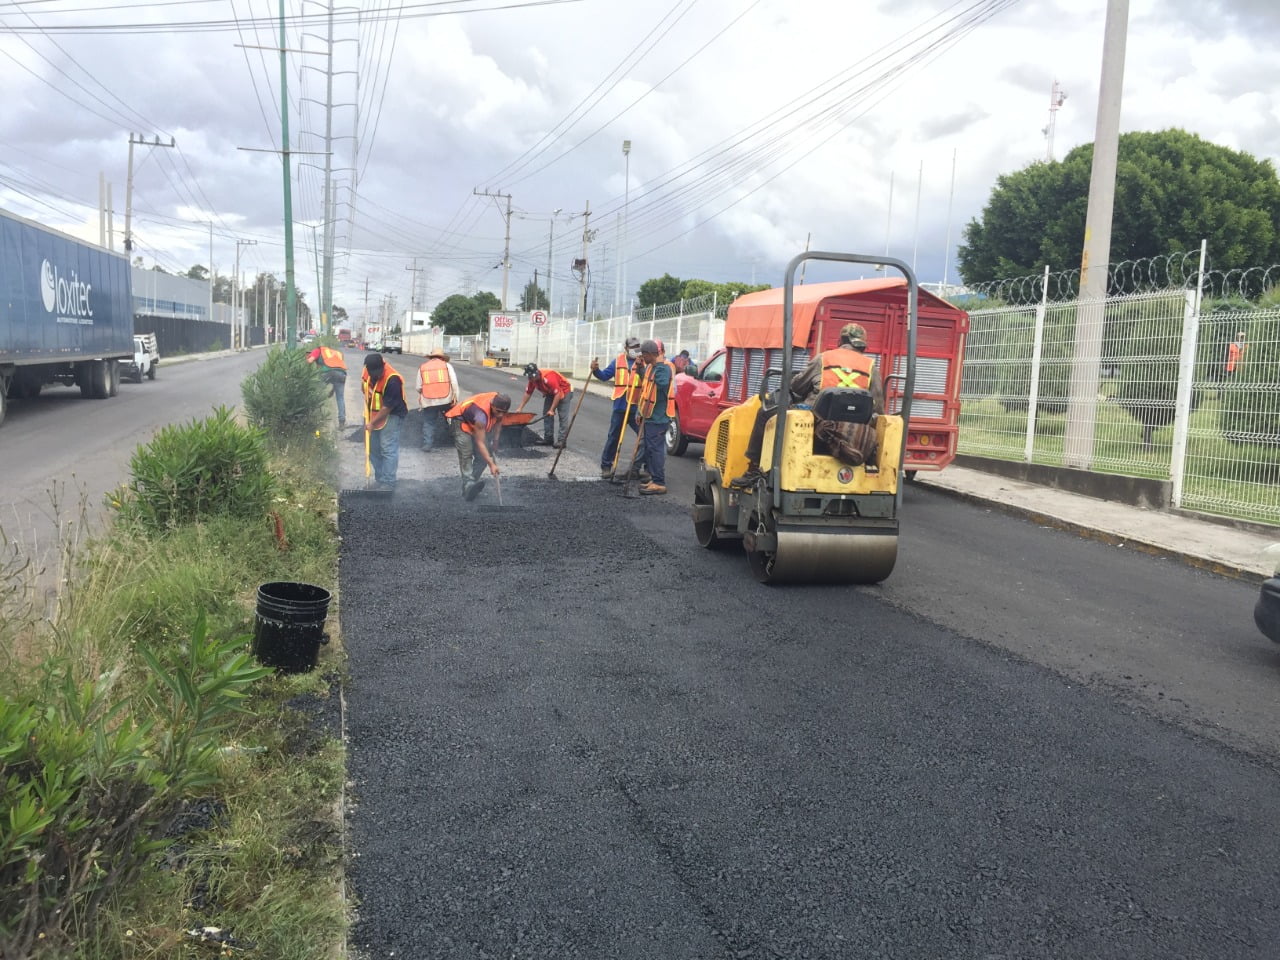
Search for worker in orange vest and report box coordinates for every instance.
[415,348,459,451]
[307,344,348,427]
[732,323,884,487]
[444,391,511,500]
[590,336,642,478]
[1227,331,1247,375]
[361,353,408,491]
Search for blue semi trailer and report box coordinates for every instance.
[0,208,134,426]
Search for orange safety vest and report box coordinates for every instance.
[819,347,874,391]
[361,362,402,431]
[312,346,347,371]
[418,358,453,402]
[445,392,504,435]
[611,353,634,401]
[638,361,676,418]
[1227,341,1245,373]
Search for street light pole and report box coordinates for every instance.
[234,238,257,349]
[622,139,631,315]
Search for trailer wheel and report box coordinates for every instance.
[84,360,109,399]
[107,360,120,397]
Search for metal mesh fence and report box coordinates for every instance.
[1181,306,1280,524]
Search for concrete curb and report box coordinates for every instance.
[914,477,1265,585]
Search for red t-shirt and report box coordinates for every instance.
[524,369,572,397]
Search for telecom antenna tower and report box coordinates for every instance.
[1043,79,1068,162]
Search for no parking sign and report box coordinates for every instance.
[530,309,548,327]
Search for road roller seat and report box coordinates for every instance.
[812,387,875,425]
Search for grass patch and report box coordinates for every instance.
[1,413,346,957]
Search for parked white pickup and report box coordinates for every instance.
[123,333,160,383]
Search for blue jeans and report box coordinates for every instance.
[421,405,447,449]
[368,414,403,486]
[330,373,347,424]
[600,405,627,470]
[642,422,667,485]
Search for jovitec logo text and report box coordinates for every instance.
[41,259,94,324]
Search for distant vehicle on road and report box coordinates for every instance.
[382,333,403,354]
[122,332,160,383]
[0,207,134,427]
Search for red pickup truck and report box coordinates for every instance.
[666,277,969,475]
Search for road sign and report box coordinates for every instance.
[530,309,548,327]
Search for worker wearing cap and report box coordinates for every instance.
[590,336,643,478]
[306,343,348,427]
[515,363,573,447]
[361,352,408,491]
[415,348,460,451]
[444,391,510,501]
[732,323,884,487]
[632,339,673,495]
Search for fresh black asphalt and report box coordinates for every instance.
[341,469,1280,959]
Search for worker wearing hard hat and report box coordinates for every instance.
[444,391,510,501]
[732,323,884,488]
[516,363,574,447]
[415,348,459,450]
[590,335,643,479]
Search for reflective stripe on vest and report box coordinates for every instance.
[418,358,452,401]
[639,361,676,417]
[444,392,502,435]
[361,362,402,430]
[318,346,347,370]
[819,347,874,391]
[611,353,632,400]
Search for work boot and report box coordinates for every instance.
[463,478,486,501]
[600,467,614,479]
[638,469,652,483]
[730,463,764,488]
[639,482,667,496]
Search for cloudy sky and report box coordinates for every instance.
[2,0,1278,324]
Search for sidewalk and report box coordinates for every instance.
[915,466,1279,583]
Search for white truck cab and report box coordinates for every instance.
[124,333,160,383]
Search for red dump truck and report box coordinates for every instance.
[667,277,969,475]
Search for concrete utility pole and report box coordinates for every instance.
[406,258,419,312]
[363,277,371,339]
[546,208,561,316]
[124,133,174,254]
[99,172,106,246]
[574,201,593,322]
[1065,0,1128,470]
[234,238,257,349]
[320,0,336,335]
[622,139,631,315]
[474,188,513,310]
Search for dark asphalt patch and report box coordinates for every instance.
[341,477,1280,959]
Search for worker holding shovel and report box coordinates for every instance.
[590,335,642,479]
[633,340,673,496]
[443,391,510,501]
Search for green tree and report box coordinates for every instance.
[958,129,1280,286]
[184,264,210,282]
[432,291,499,335]
[681,279,770,303]
[519,281,549,311]
[333,305,348,324]
[636,273,684,307]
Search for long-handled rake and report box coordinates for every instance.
[548,372,595,479]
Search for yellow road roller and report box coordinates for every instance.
[691,251,919,584]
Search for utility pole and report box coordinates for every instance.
[406,258,419,315]
[278,0,298,347]
[546,208,561,316]
[474,188,513,309]
[320,0,336,336]
[124,133,175,254]
[99,172,106,246]
[622,139,631,315]
[234,238,257,349]
[1065,0,1128,469]
[573,201,593,321]
[363,277,371,340]
[1043,79,1068,163]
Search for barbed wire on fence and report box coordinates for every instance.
[960,250,1280,306]
[632,292,720,323]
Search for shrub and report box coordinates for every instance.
[112,406,274,531]
[0,616,270,957]
[241,346,330,441]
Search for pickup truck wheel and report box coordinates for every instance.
[147,364,157,381]
[666,411,690,457]
[0,378,7,427]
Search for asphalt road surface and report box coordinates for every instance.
[344,356,1280,959]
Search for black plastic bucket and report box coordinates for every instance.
[253,581,332,673]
